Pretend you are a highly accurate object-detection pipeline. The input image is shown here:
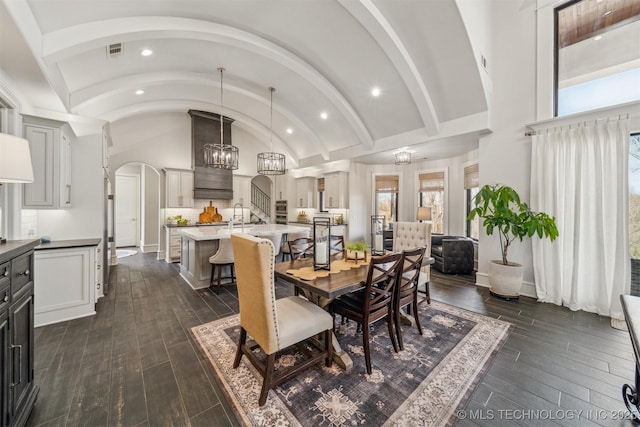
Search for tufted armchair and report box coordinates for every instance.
[392,222,432,303]
[430,235,474,275]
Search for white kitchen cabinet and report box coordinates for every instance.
[34,245,97,327]
[233,175,252,206]
[275,174,289,201]
[165,226,182,263]
[22,116,72,209]
[324,171,348,209]
[165,169,194,208]
[296,177,315,208]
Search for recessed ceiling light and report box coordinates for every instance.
[135,89,145,95]
[371,87,381,97]
[594,35,603,41]
[140,48,153,57]
[286,128,293,134]
[320,112,328,120]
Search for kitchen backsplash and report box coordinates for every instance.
[165,199,249,224]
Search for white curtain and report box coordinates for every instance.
[530,118,630,320]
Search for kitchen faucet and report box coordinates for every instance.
[233,202,244,232]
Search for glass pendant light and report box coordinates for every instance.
[394,151,411,165]
[257,87,286,175]
[203,67,239,169]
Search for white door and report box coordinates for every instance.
[115,174,139,247]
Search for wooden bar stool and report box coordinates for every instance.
[209,238,236,294]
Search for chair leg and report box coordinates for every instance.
[231,264,236,284]
[413,298,423,335]
[217,265,223,295]
[233,328,246,368]
[395,307,404,351]
[325,329,333,367]
[259,353,276,406]
[363,322,372,375]
[387,312,399,353]
[423,282,431,304]
[210,264,215,287]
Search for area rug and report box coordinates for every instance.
[115,249,137,258]
[191,300,512,426]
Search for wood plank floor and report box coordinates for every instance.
[26,252,637,426]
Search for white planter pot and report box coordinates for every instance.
[346,250,366,261]
[488,260,523,298]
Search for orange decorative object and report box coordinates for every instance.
[213,207,222,222]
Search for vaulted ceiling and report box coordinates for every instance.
[0,0,490,167]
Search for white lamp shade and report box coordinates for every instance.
[417,206,432,221]
[0,133,34,183]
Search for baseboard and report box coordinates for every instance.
[474,272,537,299]
[140,243,159,253]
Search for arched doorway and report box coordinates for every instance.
[251,175,273,222]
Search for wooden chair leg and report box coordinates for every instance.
[325,329,333,367]
[363,322,372,375]
[387,312,398,353]
[231,264,236,283]
[259,353,276,406]
[210,265,215,287]
[217,265,223,295]
[423,282,431,304]
[395,307,404,351]
[233,328,246,368]
[413,298,423,335]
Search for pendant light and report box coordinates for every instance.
[257,87,286,175]
[203,67,239,170]
[394,151,411,165]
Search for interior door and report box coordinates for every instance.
[115,174,139,248]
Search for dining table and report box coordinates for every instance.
[274,253,435,371]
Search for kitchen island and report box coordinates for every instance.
[177,224,308,290]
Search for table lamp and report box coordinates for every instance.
[417,206,432,222]
[370,215,385,256]
[0,133,35,244]
[313,217,331,271]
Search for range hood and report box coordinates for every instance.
[189,110,234,200]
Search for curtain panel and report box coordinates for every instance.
[530,118,630,320]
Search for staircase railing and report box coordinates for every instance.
[251,183,271,217]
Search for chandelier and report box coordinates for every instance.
[395,151,411,165]
[257,87,286,175]
[203,67,239,169]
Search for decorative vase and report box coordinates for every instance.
[199,207,211,223]
[488,260,523,299]
[213,207,222,222]
[345,250,367,263]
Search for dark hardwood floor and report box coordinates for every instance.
[26,252,636,426]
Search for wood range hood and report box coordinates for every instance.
[188,110,234,200]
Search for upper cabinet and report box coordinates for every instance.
[324,172,348,209]
[296,177,315,208]
[23,115,72,209]
[165,169,194,208]
[275,174,289,201]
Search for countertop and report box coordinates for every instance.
[35,238,102,250]
[289,221,348,226]
[177,224,308,241]
[164,222,261,228]
[0,239,41,263]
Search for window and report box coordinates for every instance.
[418,171,444,234]
[555,0,640,116]
[375,175,398,226]
[464,164,480,240]
[631,133,640,259]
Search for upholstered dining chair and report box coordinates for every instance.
[288,237,314,260]
[394,246,427,351]
[280,229,310,261]
[230,234,333,406]
[329,252,404,374]
[209,238,235,294]
[393,221,432,303]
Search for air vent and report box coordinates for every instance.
[107,43,122,58]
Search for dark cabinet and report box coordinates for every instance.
[0,240,38,427]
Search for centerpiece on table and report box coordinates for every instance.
[345,240,369,263]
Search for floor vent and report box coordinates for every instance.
[107,43,123,58]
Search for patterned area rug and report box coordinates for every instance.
[191,300,511,426]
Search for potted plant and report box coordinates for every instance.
[468,184,559,298]
[345,240,369,262]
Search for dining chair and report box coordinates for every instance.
[280,229,310,261]
[393,221,432,303]
[209,238,235,294]
[288,237,315,260]
[330,234,344,255]
[329,251,404,374]
[394,246,427,351]
[230,233,333,406]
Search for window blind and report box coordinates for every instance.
[418,172,444,192]
[375,175,399,193]
[317,177,325,192]
[464,164,479,190]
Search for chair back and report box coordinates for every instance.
[209,237,235,264]
[393,222,432,254]
[397,246,426,302]
[330,235,344,255]
[363,252,404,313]
[281,229,310,254]
[230,234,280,354]
[288,237,314,260]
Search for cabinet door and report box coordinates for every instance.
[324,174,338,208]
[9,289,34,422]
[23,125,55,208]
[166,171,182,208]
[180,172,194,208]
[59,135,72,208]
[0,311,8,427]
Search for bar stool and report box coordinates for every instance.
[262,233,283,260]
[209,238,236,294]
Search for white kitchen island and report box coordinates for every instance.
[177,224,308,290]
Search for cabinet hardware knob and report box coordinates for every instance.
[2,270,7,277]
[3,294,7,302]
[20,270,30,276]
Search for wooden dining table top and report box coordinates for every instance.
[274,255,369,300]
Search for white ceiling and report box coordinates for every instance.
[0,0,490,167]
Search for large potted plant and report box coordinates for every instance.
[468,184,559,298]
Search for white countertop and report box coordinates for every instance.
[177,224,309,241]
